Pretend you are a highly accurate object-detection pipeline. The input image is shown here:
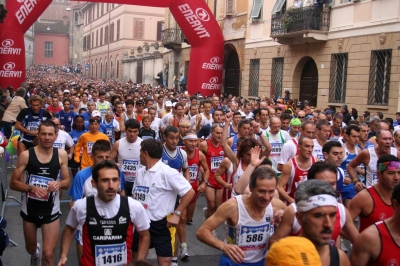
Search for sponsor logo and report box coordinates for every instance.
[219,151,224,155]
[16,0,39,25]
[89,217,97,225]
[2,39,14,47]
[201,77,221,90]
[93,235,123,241]
[100,220,116,225]
[104,229,112,236]
[178,4,211,38]
[0,62,23,78]
[202,57,223,70]
[119,216,127,224]
[379,212,386,220]
[195,8,210,21]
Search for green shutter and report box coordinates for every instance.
[271,0,286,14]
[251,0,263,18]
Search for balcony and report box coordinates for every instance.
[271,6,331,45]
[162,28,185,50]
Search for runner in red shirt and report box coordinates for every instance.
[350,183,400,266]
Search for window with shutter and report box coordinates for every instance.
[96,30,98,47]
[104,26,108,44]
[134,19,144,39]
[110,23,114,42]
[100,28,103,46]
[156,21,163,41]
[226,0,234,16]
[271,0,286,14]
[250,0,263,19]
[117,20,120,40]
[91,32,94,48]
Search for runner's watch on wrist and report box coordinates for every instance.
[28,184,33,192]
[256,132,262,136]
[174,210,181,216]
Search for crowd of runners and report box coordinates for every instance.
[1,65,399,266]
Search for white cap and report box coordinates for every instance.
[63,89,70,94]
[91,110,101,117]
[165,101,172,107]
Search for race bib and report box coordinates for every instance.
[132,186,149,209]
[189,165,199,182]
[141,136,153,140]
[53,142,64,150]
[372,173,378,185]
[99,109,107,117]
[28,175,52,201]
[95,242,127,266]
[238,224,270,251]
[87,142,94,155]
[270,143,282,156]
[27,121,39,132]
[211,156,223,172]
[121,160,139,182]
[343,170,349,178]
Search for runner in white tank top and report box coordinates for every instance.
[366,146,397,188]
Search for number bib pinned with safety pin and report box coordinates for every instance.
[95,242,127,266]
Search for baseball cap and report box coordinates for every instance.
[91,110,101,117]
[326,110,333,115]
[306,115,314,119]
[165,101,172,107]
[290,118,302,126]
[63,89,70,94]
[266,237,322,266]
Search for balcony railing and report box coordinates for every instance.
[271,6,331,37]
[161,28,184,50]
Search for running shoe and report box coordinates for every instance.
[203,207,208,221]
[180,243,190,259]
[30,243,41,266]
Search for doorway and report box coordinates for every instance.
[300,58,318,106]
[224,49,240,97]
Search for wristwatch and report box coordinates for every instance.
[256,132,262,136]
[174,210,181,216]
[28,184,33,192]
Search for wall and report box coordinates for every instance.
[34,34,69,65]
[243,32,400,116]
[123,54,164,84]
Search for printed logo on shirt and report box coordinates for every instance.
[119,216,127,224]
[89,217,97,225]
[104,229,112,236]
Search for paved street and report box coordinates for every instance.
[1,166,224,266]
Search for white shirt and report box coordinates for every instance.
[190,113,213,129]
[133,160,192,221]
[150,118,163,140]
[162,112,173,128]
[53,130,74,150]
[66,194,150,232]
[278,138,298,166]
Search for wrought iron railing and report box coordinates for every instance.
[271,6,331,36]
[161,28,184,45]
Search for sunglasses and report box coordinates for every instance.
[298,116,305,119]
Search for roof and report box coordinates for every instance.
[34,20,69,34]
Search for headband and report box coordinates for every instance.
[183,135,197,140]
[297,194,337,212]
[90,119,100,124]
[378,161,400,172]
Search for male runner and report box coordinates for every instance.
[132,139,194,266]
[350,183,400,265]
[288,117,301,138]
[277,137,316,204]
[271,162,359,248]
[348,154,399,232]
[347,129,400,191]
[295,180,350,266]
[277,120,315,171]
[313,119,331,161]
[181,130,209,225]
[15,95,52,155]
[198,124,225,220]
[68,140,126,261]
[9,120,70,266]
[196,167,286,266]
[227,119,251,154]
[322,141,345,200]
[265,117,291,173]
[58,161,150,266]
[339,125,362,207]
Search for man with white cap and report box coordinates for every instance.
[294,179,350,266]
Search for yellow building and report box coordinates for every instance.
[163,0,400,116]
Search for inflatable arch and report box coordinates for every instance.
[0,0,224,96]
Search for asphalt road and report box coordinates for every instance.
[1,167,224,266]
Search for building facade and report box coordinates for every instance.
[244,0,400,116]
[24,25,34,69]
[81,3,164,80]
[162,0,400,116]
[33,18,69,65]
